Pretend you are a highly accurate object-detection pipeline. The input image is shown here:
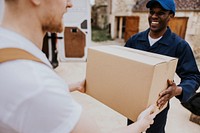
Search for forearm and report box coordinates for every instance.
[112,105,156,133]
[71,104,156,133]
[72,110,142,133]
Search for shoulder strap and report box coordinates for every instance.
[0,48,44,64]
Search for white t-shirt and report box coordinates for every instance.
[148,34,162,46]
[0,27,82,133]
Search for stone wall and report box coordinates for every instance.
[92,0,109,29]
[175,11,200,60]
[111,0,137,15]
[95,0,107,6]
[96,6,108,29]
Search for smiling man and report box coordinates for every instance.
[125,0,200,133]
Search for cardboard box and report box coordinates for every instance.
[86,45,178,121]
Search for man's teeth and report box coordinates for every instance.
[152,22,159,24]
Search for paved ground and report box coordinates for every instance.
[55,40,200,133]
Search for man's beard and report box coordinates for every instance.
[42,19,64,33]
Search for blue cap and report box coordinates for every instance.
[146,0,176,14]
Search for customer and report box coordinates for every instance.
[0,0,156,133]
[125,0,200,133]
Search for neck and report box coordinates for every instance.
[1,5,45,49]
[149,27,167,39]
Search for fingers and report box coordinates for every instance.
[158,92,170,102]
[148,105,158,120]
[144,105,157,126]
[160,79,175,97]
[148,115,155,125]
[136,104,157,132]
[79,87,86,93]
[157,92,170,109]
[77,79,86,93]
[167,79,173,86]
[157,79,176,109]
[138,104,157,120]
[157,100,167,109]
[142,104,157,117]
[147,104,157,114]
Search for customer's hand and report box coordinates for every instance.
[136,104,157,132]
[77,79,86,93]
[68,79,86,93]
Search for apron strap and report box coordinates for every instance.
[0,48,44,65]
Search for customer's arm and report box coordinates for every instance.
[71,104,157,133]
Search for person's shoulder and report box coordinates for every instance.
[167,28,186,42]
[173,34,189,47]
[166,28,189,46]
[171,32,183,41]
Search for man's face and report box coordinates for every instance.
[41,0,72,33]
[148,4,172,33]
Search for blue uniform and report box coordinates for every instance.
[125,27,200,133]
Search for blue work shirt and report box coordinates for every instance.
[125,27,200,103]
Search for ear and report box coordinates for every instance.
[167,14,174,22]
[31,0,41,6]
[167,14,173,23]
[169,14,174,18]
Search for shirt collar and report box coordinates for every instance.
[0,27,52,68]
[159,27,173,46]
[137,27,172,46]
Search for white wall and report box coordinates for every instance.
[0,0,5,23]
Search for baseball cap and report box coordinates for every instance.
[146,0,176,14]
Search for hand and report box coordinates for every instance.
[77,80,86,93]
[136,104,157,132]
[68,79,86,93]
[157,79,182,109]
